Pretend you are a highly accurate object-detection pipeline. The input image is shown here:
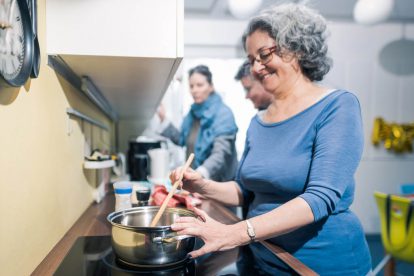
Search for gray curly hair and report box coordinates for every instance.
[242,3,332,81]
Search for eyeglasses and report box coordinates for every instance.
[248,46,278,67]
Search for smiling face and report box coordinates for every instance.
[246,30,301,96]
[189,72,214,104]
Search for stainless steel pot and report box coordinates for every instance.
[107,206,196,266]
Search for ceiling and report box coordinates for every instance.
[184,0,414,22]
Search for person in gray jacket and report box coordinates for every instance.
[235,61,272,111]
[157,65,238,181]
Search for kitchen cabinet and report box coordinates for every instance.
[46,0,183,121]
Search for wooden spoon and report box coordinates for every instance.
[150,153,195,227]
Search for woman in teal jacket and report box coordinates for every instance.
[158,65,238,181]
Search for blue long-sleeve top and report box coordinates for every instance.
[236,90,372,275]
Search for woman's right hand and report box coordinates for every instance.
[169,166,209,195]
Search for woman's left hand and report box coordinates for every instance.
[171,207,246,258]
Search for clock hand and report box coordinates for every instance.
[0,22,12,29]
[5,0,17,46]
[0,0,13,29]
[8,0,17,26]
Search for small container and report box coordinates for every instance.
[113,181,132,211]
[136,187,151,206]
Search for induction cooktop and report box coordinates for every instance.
[53,236,240,276]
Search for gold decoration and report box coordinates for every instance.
[372,117,414,153]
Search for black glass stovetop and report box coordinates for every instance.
[53,236,240,276]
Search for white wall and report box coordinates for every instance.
[183,18,414,233]
[323,23,414,233]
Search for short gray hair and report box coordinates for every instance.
[242,3,332,81]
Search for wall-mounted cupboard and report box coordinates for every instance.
[46,0,183,127]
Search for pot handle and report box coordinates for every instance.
[153,235,193,244]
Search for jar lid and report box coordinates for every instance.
[115,188,132,194]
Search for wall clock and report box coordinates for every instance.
[0,0,34,87]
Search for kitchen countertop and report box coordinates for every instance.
[32,191,315,275]
[31,192,240,276]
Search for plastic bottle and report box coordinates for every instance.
[113,181,132,211]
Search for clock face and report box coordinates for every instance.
[0,0,33,87]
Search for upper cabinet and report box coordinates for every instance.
[46,0,183,120]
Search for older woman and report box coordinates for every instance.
[171,4,372,275]
[158,65,238,182]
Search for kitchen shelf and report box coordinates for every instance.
[66,108,109,131]
[84,160,115,169]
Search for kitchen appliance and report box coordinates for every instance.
[53,235,247,275]
[107,206,196,266]
[53,236,196,276]
[147,148,170,180]
[128,138,162,181]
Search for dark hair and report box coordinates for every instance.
[242,3,332,82]
[234,60,251,81]
[188,65,213,85]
